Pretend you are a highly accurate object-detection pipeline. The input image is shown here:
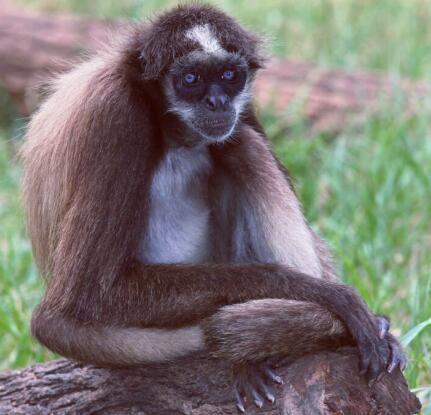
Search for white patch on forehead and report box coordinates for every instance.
[185,24,226,55]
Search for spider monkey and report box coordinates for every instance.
[21,4,405,412]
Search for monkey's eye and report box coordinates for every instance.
[183,72,199,85]
[222,70,236,81]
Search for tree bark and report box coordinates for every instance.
[0,348,421,414]
[0,7,428,132]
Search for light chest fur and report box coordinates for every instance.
[138,145,212,264]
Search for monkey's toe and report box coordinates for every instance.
[233,361,282,413]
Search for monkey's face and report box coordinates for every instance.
[163,51,252,143]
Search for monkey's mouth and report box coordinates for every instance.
[194,115,236,139]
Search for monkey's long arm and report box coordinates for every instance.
[38,262,367,327]
[32,260,388,379]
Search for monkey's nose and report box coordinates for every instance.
[204,94,230,112]
[204,84,230,112]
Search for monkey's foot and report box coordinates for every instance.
[232,361,283,413]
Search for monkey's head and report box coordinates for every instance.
[138,4,265,143]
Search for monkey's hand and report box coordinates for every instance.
[316,283,392,383]
[376,315,407,373]
[233,361,283,413]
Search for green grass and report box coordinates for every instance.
[0,137,54,369]
[2,0,431,412]
[271,108,431,410]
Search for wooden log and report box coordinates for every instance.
[0,348,421,414]
[0,7,428,132]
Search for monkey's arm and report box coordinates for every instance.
[33,260,388,379]
[39,261,370,326]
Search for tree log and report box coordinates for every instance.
[0,7,428,132]
[0,348,421,414]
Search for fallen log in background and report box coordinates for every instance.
[0,7,429,132]
[0,348,421,414]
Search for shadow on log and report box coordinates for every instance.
[0,348,421,414]
[0,7,429,132]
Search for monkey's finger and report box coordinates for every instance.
[388,356,400,374]
[263,366,284,384]
[384,332,407,373]
[366,360,381,384]
[269,355,292,369]
[377,316,390,339]
[360,349,381,381]
[256,377,276,404]
[366,341,390,383]
[358,348,371,375]
[233,382,246,413]
[248,385,264,409]
[400,355,408,372]
[387,343,408,373]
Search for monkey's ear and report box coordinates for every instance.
[235,32,267,71]
[245,49,266,71]
[138,42,170,80]
[138,51,148,74]
[137,27,184,80]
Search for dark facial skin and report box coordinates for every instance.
[164,52,250,142]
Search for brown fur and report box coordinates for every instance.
[210,125,321,277]
[22,4,392,378]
